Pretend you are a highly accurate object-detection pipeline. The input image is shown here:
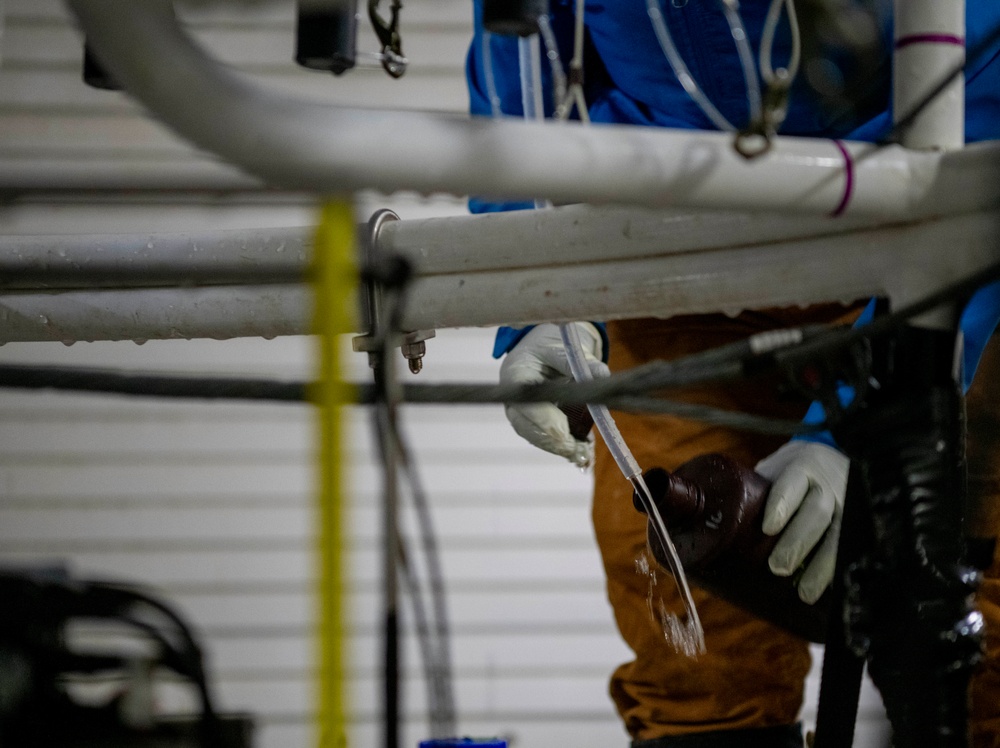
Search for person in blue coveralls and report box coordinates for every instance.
[467,1,1000,746]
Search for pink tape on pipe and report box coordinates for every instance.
[829,140,855,218]
[895,34,965,50]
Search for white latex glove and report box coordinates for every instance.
[755,440,849,604]
[499,322,608,467]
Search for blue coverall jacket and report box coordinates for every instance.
[467,0,1000,389]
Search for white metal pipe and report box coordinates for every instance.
[400,212,1000,330]
[0,198,986,289]
[894,0,966,329]
[2,208,998,343]
[375,204,881,275]
[0,161,264,192]
[0,285,311,345]
[894,0,965,151]
[12,190,998,286]
[66,0,1000,219]
[0,227,308,289]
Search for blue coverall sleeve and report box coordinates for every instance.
[467,8,541,355]
[467,1,608,362]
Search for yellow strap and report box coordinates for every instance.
[313,201,357,748]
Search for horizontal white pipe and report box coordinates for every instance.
[0,161,264,192]
[0,205,875,285]
[0,285,310,345]
[2,206,998,343]
[375,204,881,274]
[67,0,1000,218]
[401,211,1000,330]
[0,227,308,289]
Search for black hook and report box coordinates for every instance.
[368,0,407,78]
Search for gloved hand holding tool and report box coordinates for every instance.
[755,440,850,604]
[499,322,608,468]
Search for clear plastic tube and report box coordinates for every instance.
[560,323,705,655]
[482,30,503,119]
[646,0,735,132]
[647,0,770,134]
[537,14,568,115]
[519,31,553,210]
[718,0,763,127]
[518,34,545,124]
[559,323,641,479]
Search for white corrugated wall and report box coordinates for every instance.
[0,2,889,747]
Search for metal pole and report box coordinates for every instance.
[0,227,308,290]
[832,10,978,748]
[2,206,999,343]
[894,0,966,153]
[893,0,966,331]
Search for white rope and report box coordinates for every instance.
[518,33,546,123]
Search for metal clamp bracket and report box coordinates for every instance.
[352,209,435,373]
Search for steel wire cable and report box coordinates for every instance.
[367,259,456,740]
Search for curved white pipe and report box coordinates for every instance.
[65,0,1000,218]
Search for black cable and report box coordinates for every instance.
[0,363,308,401]
[0,361,813,434]
[770,257,1000,374]
[368,274,404,748]
[87,582,220,747]
[371,398,401,748]
[372,257,456,739]
[394,533,445,734]
[600,395,812,435]
[393,428,456,738]
[117,612,220,748]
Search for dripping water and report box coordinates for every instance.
[557,322,705,656]
[631,472,705,656]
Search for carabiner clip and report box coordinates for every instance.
[368,0,407,78]
[733,74,791,160]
